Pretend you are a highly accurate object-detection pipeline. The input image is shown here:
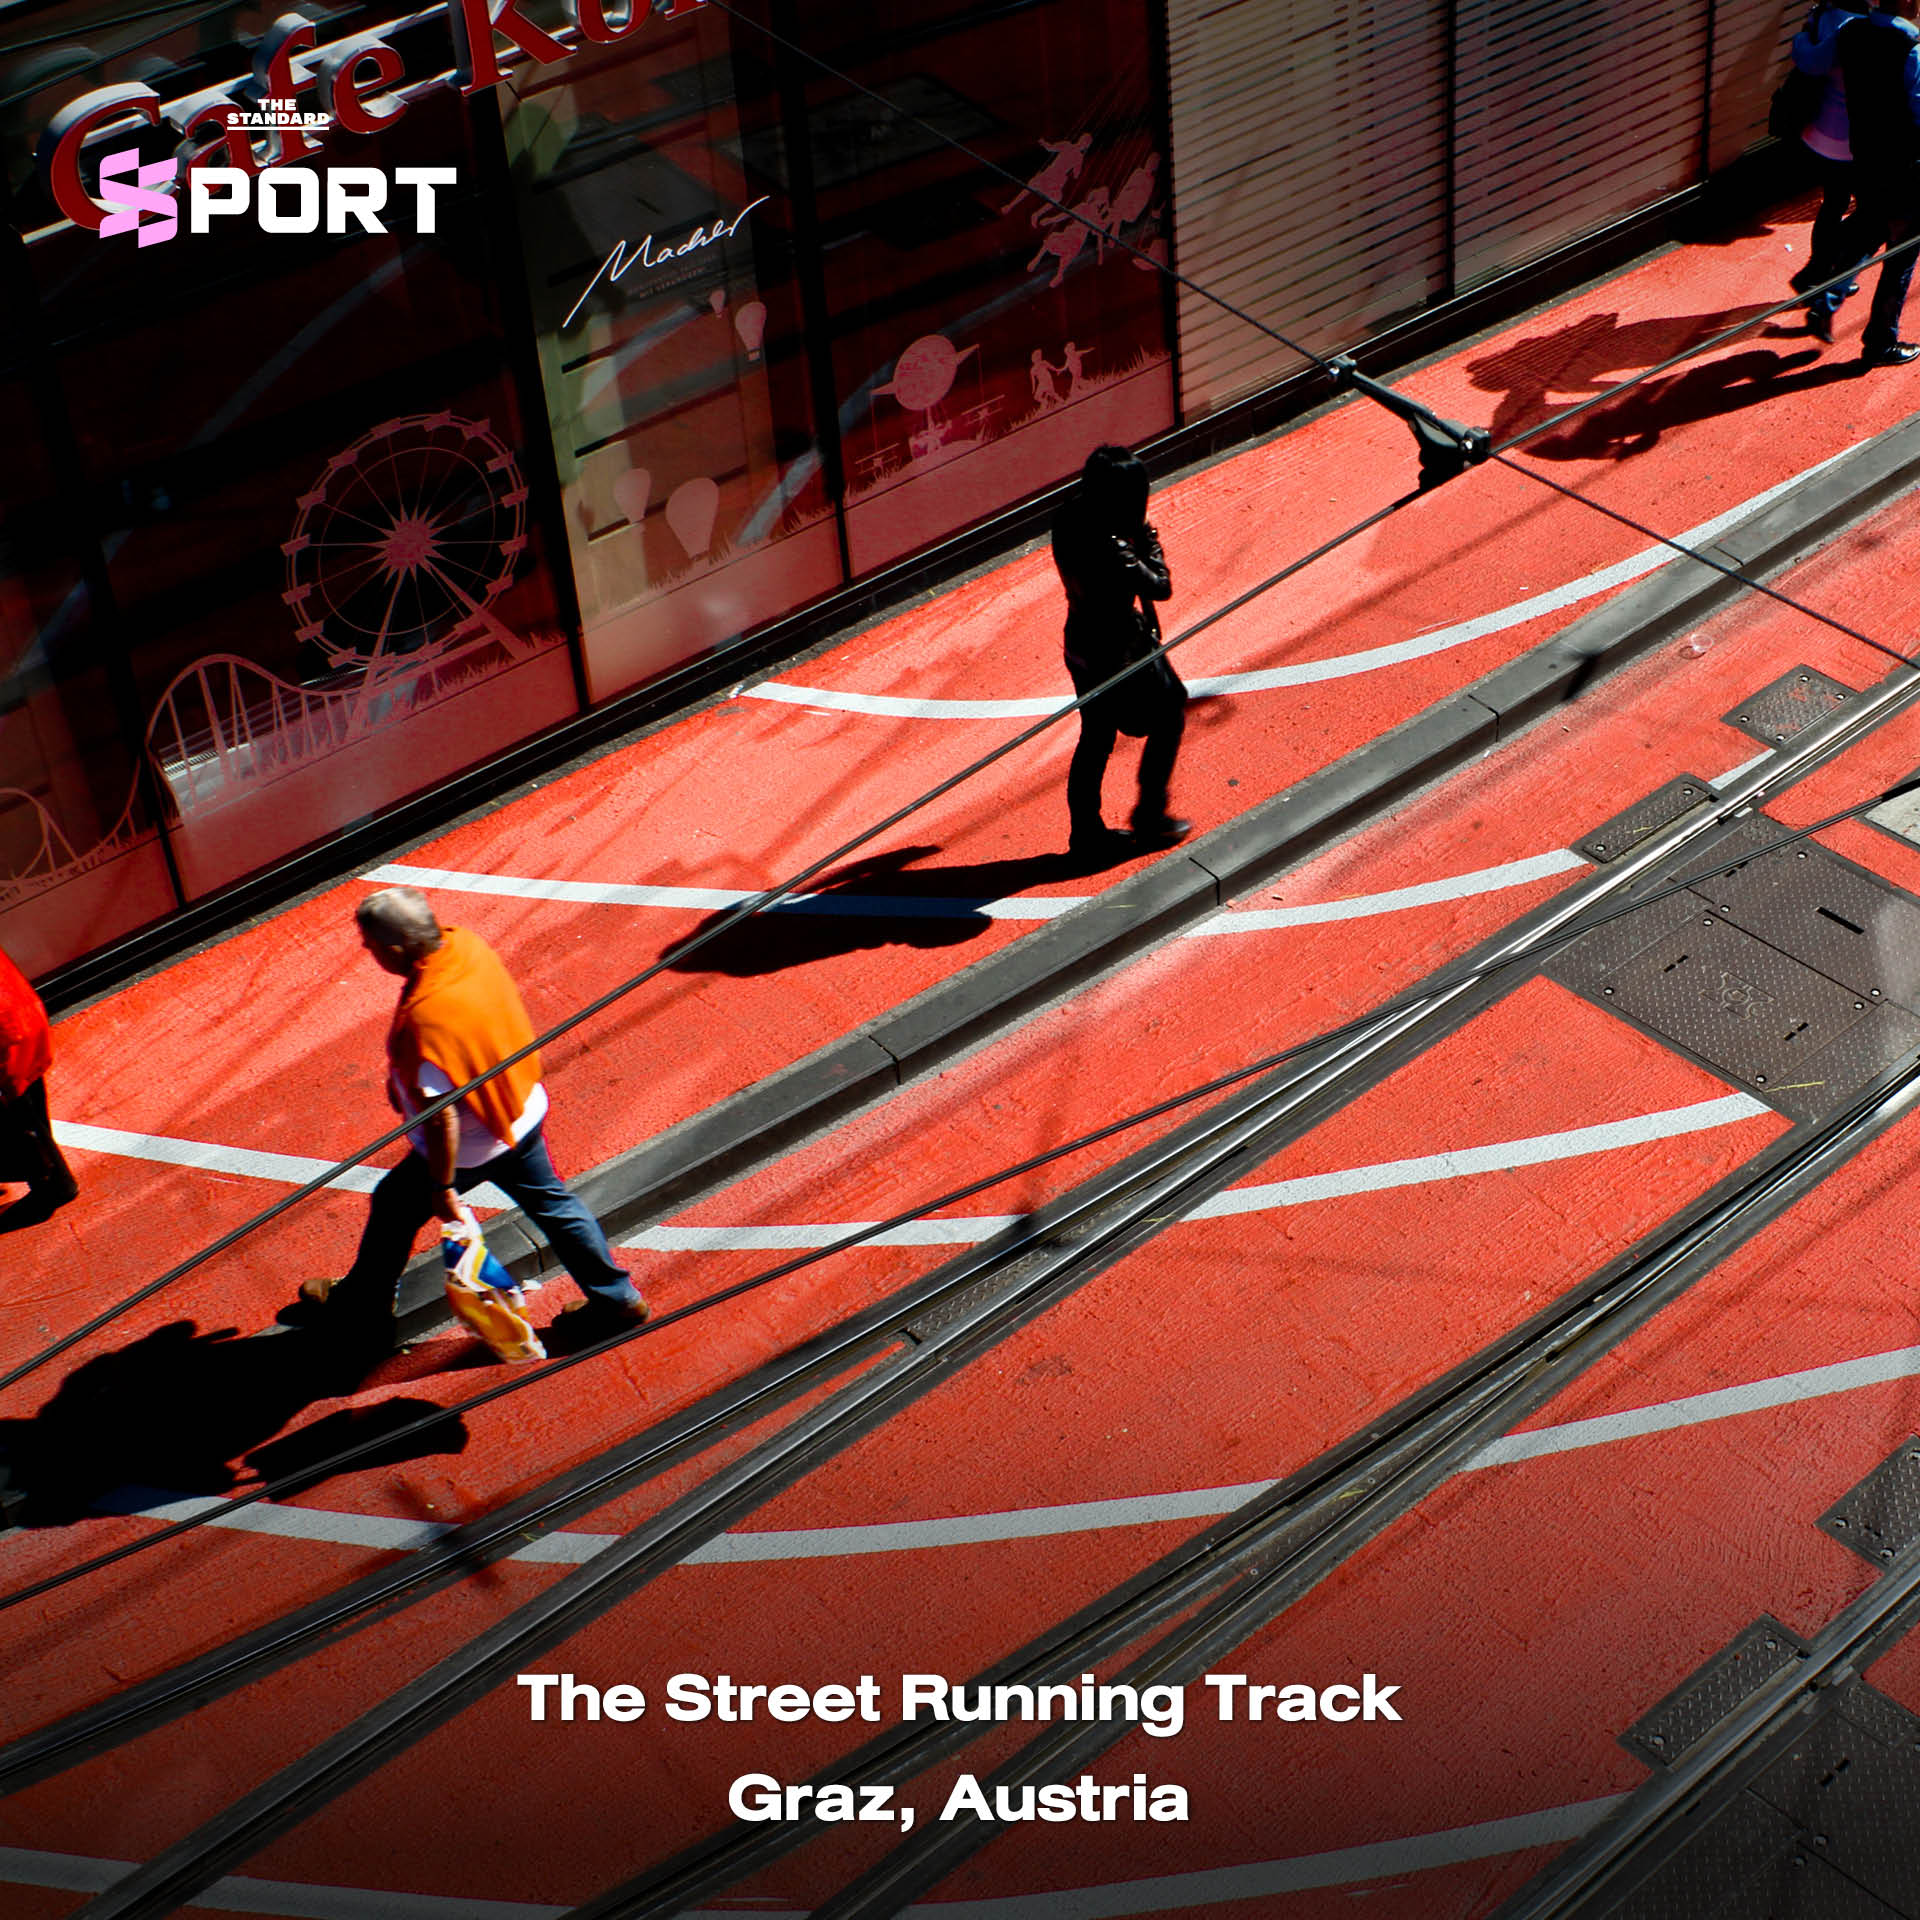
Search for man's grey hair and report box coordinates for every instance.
[356,886,443,958]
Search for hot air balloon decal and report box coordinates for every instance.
[665,476,720,558]
[612,467,651,529]
[734,301,767,362]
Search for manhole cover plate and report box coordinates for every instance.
[1722,666,1855,747]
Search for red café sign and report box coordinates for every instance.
[35,0,707,231]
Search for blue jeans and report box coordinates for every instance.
[338,1126,637,1315]
[1812,168,1920,348]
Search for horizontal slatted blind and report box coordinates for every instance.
[1452,0,1712,288]
[1166,0,1449,418]
[1709,0,1801,170]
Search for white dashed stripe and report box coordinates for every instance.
[0,1798,1619,1917]
[1185,848,1586,933]
[895,1796,1624,1918]
[629,1096,1769,1252]
[1191,1093,1769,1219]
[744,452,1853,719]
[49,1121,513,1211]
[363,863,1084,920]
[102,1332,1920,1567]
[0,1847,565,1918]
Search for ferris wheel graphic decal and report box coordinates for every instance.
[282,411,531,667]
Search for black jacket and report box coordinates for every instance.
[1051,501,1172,675]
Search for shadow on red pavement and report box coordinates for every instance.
[0,1320,467,1528]
[659,840,1141,976]
[1467,302,1781,445]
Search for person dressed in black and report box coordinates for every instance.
[1051,445,1191,858]
[1806,0,1920,363]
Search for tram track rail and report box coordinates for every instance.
[49,640,1920,1919]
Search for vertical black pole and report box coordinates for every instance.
[768,0,854,584]
[466,87,594,715]
[1144,0,1185,426]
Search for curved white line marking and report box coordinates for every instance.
[1188,848,1585,932]
[745,448,1853,718]
[0,1798,1620,1916]
[52,846,1588,1195]
[110,1331,1920,1566]
[367,847,1581,935]
[626,1093,1768,1251]
[363,862,1085,920]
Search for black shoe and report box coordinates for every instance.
[1807,303,1834,344]
[1862,340,1920,367]
[1128,814,1194,849]
[546,1294,649,1355]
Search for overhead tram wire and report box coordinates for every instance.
[5,8,1910,1477]
[0,483,1431,1405]
[11,36,1916,1398]
[57,722,1920,1920]
[10,759,1920,1622]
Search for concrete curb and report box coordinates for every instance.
[398,412,1920,1321]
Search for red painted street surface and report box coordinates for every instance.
[13,193,1920,1918]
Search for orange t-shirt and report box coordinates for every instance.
[386,927,543,1153]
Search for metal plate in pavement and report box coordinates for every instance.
[1723,667,1857,747]
[1597,917,1875,1096]
[1819,1439,1920,1569]
[1576,777,1719,865]
[1621,1617,1807,1769]
[1750,1703,1920,1916]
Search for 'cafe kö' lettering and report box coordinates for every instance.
[36,0,707,231]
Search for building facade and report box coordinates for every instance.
[0,0,1792,981]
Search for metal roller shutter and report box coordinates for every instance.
[1452,0,1711,288]
[1166,0,1450,419]
[1709,1,1803,171]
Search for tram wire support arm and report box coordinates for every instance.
[1328,355,1491,489]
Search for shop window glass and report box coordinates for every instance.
[792,0,1176,576]
[17,86,579,903]
[503,6,841,702]
[0,382,175,976]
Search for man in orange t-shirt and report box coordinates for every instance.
[0,944,77,1228]
[317,888,645,1354]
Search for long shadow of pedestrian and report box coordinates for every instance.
[1519,346,1863,459]
[0,1319,467,1527]
[1466,303,1782,445]
[661,840,1134,977]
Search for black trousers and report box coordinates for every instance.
[1068,703,1185,836]
[0,1078,76,1196]
[1818,165,1920,348]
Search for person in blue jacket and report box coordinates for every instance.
[1802,1,1920,362]
[1790,0,1869,334]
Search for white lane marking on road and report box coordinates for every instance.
[363,862,1085,920]
[113,1330,1920,1567]
[1464,1343,1920,1470]
[370,846,1582,940]
[1184,848,1586,932]
[744,451,1853,719]
[0,1798,1621,1916]
[893,1796,1626,1918]
[626,1095,1769,1252]
[47,1122,513,1211]
[0,1845,566,1918]
[1193,1092,1769,1218]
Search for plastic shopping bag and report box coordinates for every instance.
[441,1207,546,1363]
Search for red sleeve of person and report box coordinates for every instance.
[0,947,52,1101]
[0,946,77,1225]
